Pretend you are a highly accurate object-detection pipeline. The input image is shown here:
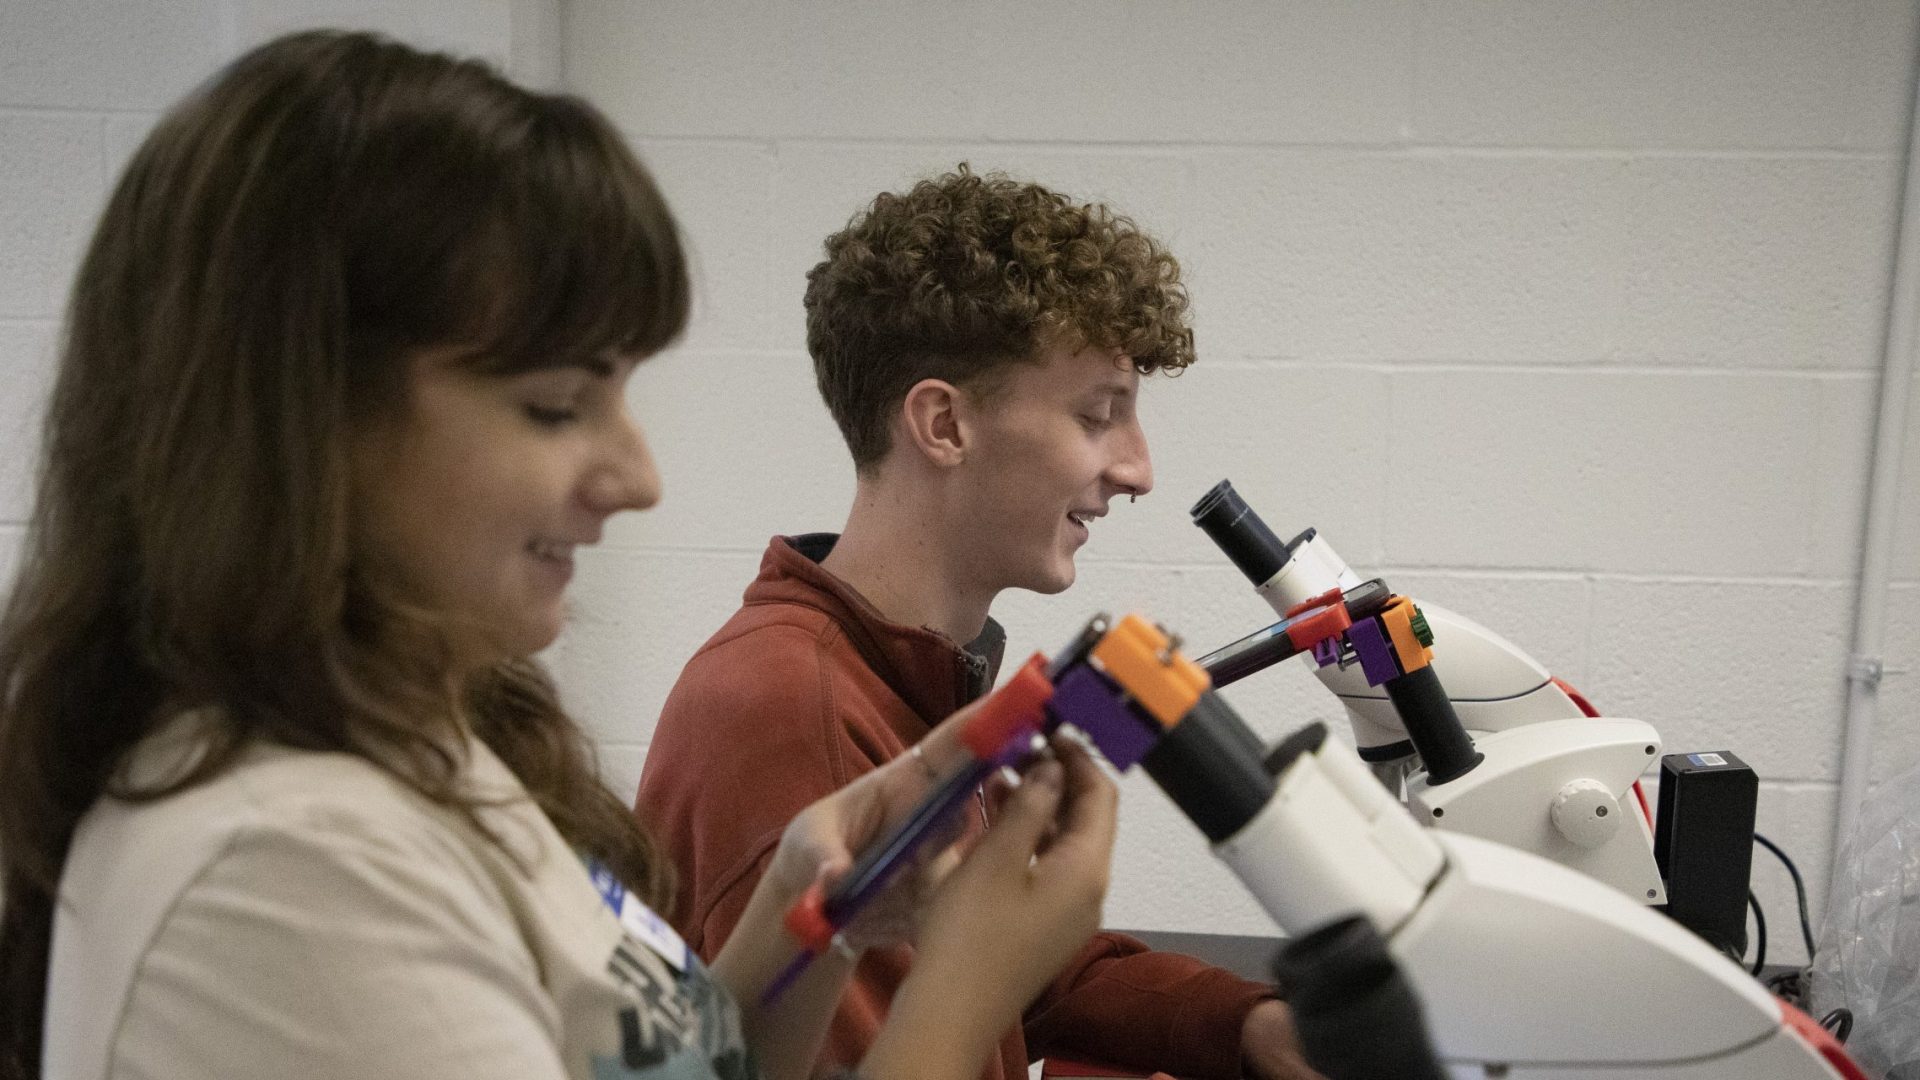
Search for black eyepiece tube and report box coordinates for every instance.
[1384,665,1482,785]
[1190,480,1291,586]
[1197,622,1305,689]
[1270,916,1448,1080]
[1140,692,1274,843]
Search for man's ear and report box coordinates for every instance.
[899,378,968,468]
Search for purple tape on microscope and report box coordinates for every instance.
[1051,666,1162,770]
[1312,637,1342,668]
[1345,617,1398,687]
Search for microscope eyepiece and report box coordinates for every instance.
[1271,916,1449,1080]
[1191,479,1291,586]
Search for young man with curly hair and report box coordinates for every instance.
[637,168,1323,1080]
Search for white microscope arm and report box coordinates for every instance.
[1197,483,1590,743]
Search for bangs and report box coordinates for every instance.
[338,73,689,391]
[464,97,689,374]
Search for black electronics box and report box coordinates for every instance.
[1653,750,1758,961]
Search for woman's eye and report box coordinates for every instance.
[524,403,579,427]
[1080,412,1112,430]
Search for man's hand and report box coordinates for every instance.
[1242,999,1328,1080]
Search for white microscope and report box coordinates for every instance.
[1190,479,1668,907]
[1045,612,1862,1078]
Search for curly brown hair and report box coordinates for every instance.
[804,164,1195,469]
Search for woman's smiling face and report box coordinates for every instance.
[351,347,661,662]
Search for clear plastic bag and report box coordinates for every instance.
[1812,761,1920,1078]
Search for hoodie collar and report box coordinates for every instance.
[744,534,1006,724]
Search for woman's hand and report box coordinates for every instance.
[711,694,1004,1080]
[861,731,1119,1080]
[762,695,987,950]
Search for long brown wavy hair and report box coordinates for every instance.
[0,30,688,1078]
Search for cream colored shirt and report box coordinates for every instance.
[44,723,750,1080]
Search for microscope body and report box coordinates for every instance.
[1193,485,1667,905]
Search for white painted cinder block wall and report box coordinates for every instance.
[3,1,1917,973]
[554,1,1920,967]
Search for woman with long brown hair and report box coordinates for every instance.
[0,30,1116,1080]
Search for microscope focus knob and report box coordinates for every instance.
[1550,778,1622,849]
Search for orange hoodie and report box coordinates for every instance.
[637,534,1273,1079]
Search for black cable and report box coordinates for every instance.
[1753,832,1816,960]
[1764,966,1809,1009]
[1822,1008,1854,1044]
[1746,889,1767,976]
